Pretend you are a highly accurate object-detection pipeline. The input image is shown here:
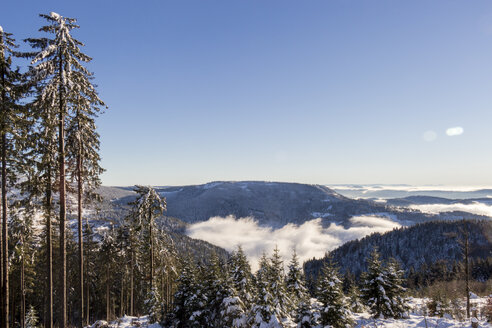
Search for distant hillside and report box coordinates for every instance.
[304,220,492,280]
[101,181,458,228]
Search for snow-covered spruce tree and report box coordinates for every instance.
[295,294,320,328]
[25,305,39,328]
[130,185,166,291]
[316,257,354,328]
[202,253,227,326]
[26,12,104,326]
[228,246,255,310]
[268,247,292,324]
[9,203,39,327]
[385,258,409,318]
[250,250,291,328]
[0,26,26,328]
[286,250,308,315]
[145,286,163,324]
[66,81,105,328]
[360,248,393,318]
[219,271,248,327]
[250,253,274,327]
[166,257,207,328]
[347,285,365,314]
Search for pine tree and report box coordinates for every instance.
[145,286,162,324]
[130,185,166,291]
[65,42,105,328]
[316,257,353,328]
[250,251,288,328]
[385,258,409,318]
[268,247,291,324]
[361,248,393,318]
[228,246,254,310]
[295,295,320,328]
[167,257,205,328]
[347,285,365,314]
[219,273,247,328]
[9,202,38,328]
[285,250,308,316]
[27,12,104,326]
[25,305,39,328]
[0,25,25,328]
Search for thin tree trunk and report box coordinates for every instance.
[465,229,470,319]
[77,148,84,328]
[46,169,53,328]
[20,234,25,328]
[0,31,5,328]
[149,209,153,289]
[106,264,110,322]
[86,279,89,326]
[120,275,124,317]
[58,55,67,328]
[2,131,8,328]
[130,251,134,317]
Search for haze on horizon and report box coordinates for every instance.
[3,1,492,186]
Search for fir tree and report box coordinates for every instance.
[268,247,291,323]
[228,246,254,310]
[219,274,248,328]
[347,285,365,314]
[295,295,320,328]
[285,250,308,316]
[385,258,409,318]
[0,26,25,328]
[316,257,354,328]
[167,257,207,328]
[145,286,162,323]
[361,248,393,318]
[27,12,104,326]
[130,185,166,291]
[250,250,290,328]
[25,305,39,328]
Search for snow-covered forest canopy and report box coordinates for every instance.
[0,11,491,328]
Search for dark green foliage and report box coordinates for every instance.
[361,249,409,319]
[316,257,354,328]
[286,250,308,315]
[305,220,492,282]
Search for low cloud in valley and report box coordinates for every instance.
[186,215,400,270]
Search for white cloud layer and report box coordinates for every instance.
[186,215,400,270]
[410,202,492,217]
[446,126,464,136]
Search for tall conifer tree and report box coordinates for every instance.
[0,26,25,328]
[27,12,104,326]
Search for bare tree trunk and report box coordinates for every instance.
[77,149,84,328]
[120,275,124,317]
[464,228,470,319]
[86,279,90,326]
[2,131,8,328]
[149,209,153,289]
[0,31,6,328]
[130,251,134,317]
[46,169,53,328]
[106,264,110,322]
[58,56,67,328]
[20,235,25,328]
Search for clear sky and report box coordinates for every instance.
[2,1,492,186]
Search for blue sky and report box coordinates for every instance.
[2,1,492,186]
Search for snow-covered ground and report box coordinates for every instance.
[92,297,491,328]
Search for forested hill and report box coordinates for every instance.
[100,181,472,228]
[304,220,492,280]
